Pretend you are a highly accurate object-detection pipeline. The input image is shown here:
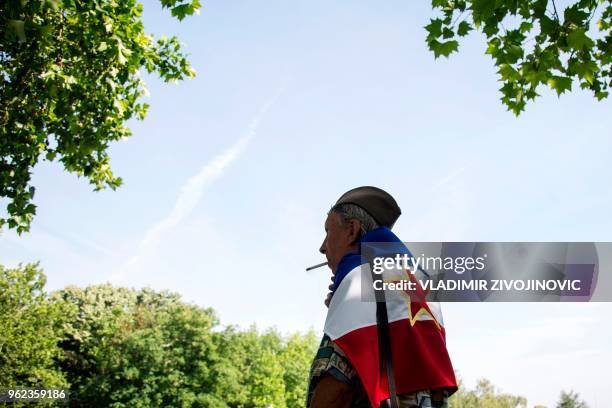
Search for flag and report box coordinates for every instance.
[324,228,457,407]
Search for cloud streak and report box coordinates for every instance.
[110,85,287,282]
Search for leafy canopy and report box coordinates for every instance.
[0,0,200,233]
[1,263,319,408]
[556,390,589,408]
[3,0,610,234]
[449,377,528,407]
[426,0,611,115]
[0,263,73,392]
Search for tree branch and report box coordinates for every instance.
[552,0,560,22]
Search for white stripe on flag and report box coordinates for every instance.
[324,263,445,340]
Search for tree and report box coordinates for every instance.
[0,263,73,392]
[449,377,527,408]
[426,0,611,115]
[278,332,319,408]
[3,1,610,233]
[1,0,200,233]
[556,390,589,408]
[54,283,319,407]
[0,262,320,407]
[54,284,224,407]
[211,327,289,408]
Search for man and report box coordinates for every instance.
[307,186,457,408]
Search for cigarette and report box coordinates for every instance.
[306,261,328,271]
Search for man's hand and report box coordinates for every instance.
[324,275,334,307]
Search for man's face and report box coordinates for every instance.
[319,211,360,274]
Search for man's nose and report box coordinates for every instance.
[319,238,326,255]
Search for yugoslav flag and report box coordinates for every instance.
[325,228,457,407]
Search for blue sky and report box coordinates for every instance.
[2,0,612,406]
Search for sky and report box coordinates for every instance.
[2,0,612,407]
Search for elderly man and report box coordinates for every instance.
[306,186,457,408]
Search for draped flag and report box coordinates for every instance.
[324,228,457,407]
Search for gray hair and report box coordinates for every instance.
[330,203,379,239]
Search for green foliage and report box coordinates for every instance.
[208,326,317,408]
[0,263,72,392]
[53,284,222,407]
[279,332,319,407]
[0,0,200,233]
[557,390,589,408]
[449,377,527,408]
[0,263,320,407]
[49,279,317,407]
[426,0,611,115]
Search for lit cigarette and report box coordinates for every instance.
[306,261,328,271]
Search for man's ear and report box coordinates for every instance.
[347,219,361,245]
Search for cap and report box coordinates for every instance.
[333,186,401,228]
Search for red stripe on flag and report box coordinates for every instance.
[334,318,457,407]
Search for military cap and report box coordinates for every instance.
[333,186,401,228]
